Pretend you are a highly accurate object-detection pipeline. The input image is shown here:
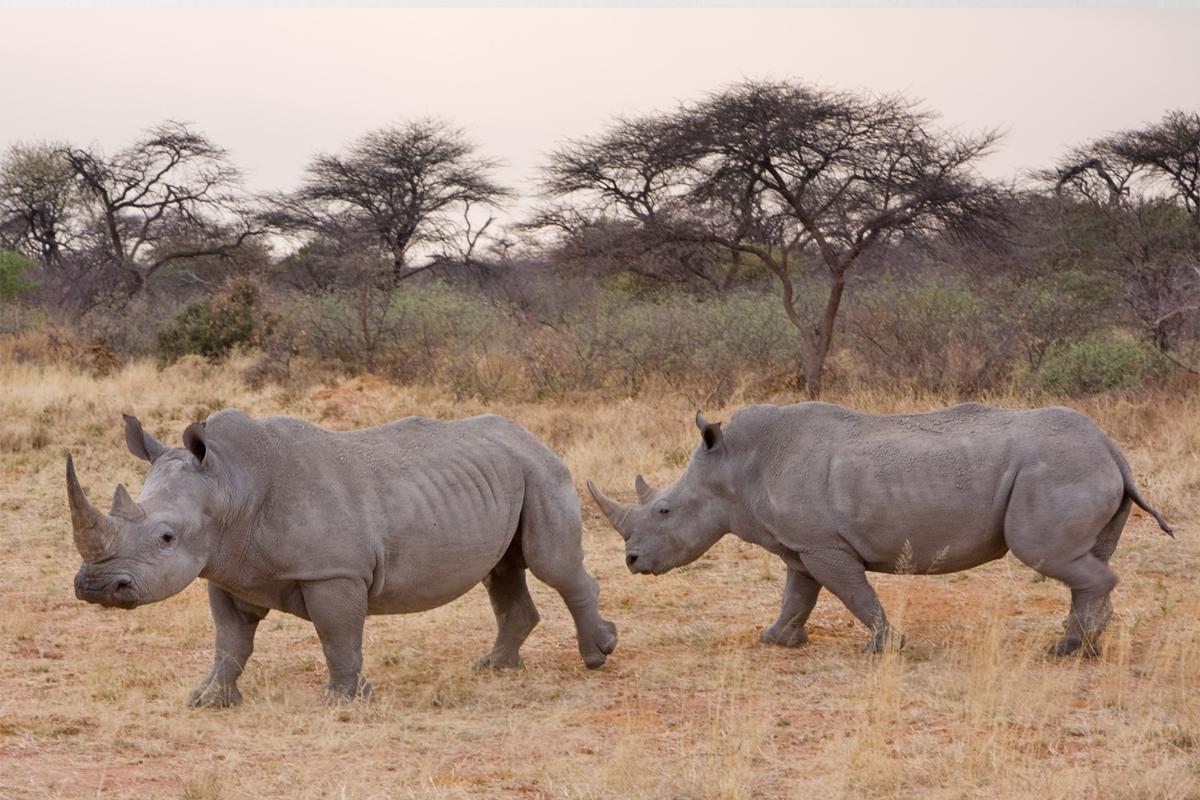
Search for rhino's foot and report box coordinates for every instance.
[760,624,808,648]
[863,630,906,655]
[324,677,373,704]
[583,653,607,670]
[597,618,618,655]
[1048,637,1101,658]
[474,649,524,670]
[187,681,242,709]
[582,618,619,670]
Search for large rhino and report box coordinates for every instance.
[68,410,617,706]
[588,403,1172,656]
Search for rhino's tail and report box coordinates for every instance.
[1105,437,1173,537]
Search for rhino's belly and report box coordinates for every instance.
[846,502,1010,575]
[863,532,1009,575]
[366,558,497,614]
[365,514,519,615]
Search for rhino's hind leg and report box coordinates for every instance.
[1044,501,1130,657]
[520,486,617,669]
[1038,553,1119,658]
[760,567,822,647]
[1091,497,1131,564]
[302,578,372,702]
[538,564,618,670]
[475,541,541,670]
[1006,477,1125,658]
[189,582,267,708]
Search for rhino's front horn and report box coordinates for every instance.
[586,480,633,540]
[634,474,656,505]
[66,454,116,562]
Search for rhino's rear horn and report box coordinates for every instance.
[586,480,633,541]
[110,483,146,521]
[66,454,116,562]
[634,474,656,505]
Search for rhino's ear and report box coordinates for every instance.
[182,421,208,465]
[695,410,723,452]
[124,414,167,463]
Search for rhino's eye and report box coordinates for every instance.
[657,507,670,516]
[160,531,175,545]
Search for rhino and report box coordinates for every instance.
[588,403,1172,656]
[67,410,617,706]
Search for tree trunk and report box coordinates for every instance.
[802,353,823,399]
[801,274,846,399]
[1153,323,1175,354]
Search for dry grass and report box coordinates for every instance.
[1,357,1198,799]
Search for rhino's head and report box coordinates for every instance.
[588,411,732,575]
[68,414,221,609]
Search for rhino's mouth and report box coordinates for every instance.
[74,571,141,609]
[624,554,668,576]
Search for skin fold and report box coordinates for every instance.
[68,410,617,706]
[589,403,1172,657]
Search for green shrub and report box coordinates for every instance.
[1035,336,1166,395]
[0,249,38,303]
[289,284,401,374]
[289,282,503,379]
[157,284,272,364]
[80,291,179,356]
[389,281,500,381]
[845,276,1017,394]
[0,304,43,337]
[1008,267,1117,370]
[561,289,797,398]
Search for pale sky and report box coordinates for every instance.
[2,9,1198,216]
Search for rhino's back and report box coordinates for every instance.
[256,411,548,477]
[737,401,1107,459]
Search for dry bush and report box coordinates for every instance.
[0,324,79,365]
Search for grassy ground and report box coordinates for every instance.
[1,357,1198,799]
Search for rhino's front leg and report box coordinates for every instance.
[189,582,267,708]
[302,578,372,702]
[801,550,899,654]
[760,567,822,648]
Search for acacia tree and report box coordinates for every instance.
[536,115,742,293]
[542,80,1005,396]
[267,119,509,284]
[1050,110,1200,353]
[0,142,79,267]
[1111,111,1200,222]
[62,121,260,297]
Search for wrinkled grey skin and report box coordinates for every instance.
[68,410,617,706]
[589,403,1172,657]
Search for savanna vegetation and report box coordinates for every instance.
[2,80,1199,799]
[0,82,1197,402]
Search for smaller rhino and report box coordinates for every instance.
[68,410,617,706]
[588,403,1172,656]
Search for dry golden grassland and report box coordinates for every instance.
[1,357,1198,799]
